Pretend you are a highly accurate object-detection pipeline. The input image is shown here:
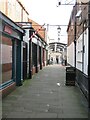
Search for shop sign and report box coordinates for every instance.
[4,25,12,34]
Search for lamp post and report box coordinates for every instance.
[57,0,61,7]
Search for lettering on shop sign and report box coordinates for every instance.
[4,25,12,34]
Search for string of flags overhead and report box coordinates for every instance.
[29,23,45,40]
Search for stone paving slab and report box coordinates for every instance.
[2,64,88,118]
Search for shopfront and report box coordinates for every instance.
[0,12,24,97]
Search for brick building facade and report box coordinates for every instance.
[67,1,89,102]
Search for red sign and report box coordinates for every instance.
[4,25,12,34]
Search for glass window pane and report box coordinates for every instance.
[2,36,12,83]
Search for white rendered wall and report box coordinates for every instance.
[76,28,88,75]
[67,42,75,67]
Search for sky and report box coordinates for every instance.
[22,0,76,44]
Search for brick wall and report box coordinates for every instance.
[67,3,88,46]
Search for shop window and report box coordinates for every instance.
[2,36,12,83]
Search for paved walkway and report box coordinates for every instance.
[2,65,88,118]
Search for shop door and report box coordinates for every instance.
[23,42,27,80]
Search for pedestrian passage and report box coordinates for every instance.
[2,64,88,118]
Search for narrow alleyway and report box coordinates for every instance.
[2,65,88,118]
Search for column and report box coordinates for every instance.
[16,40,22,86]
[36,39,39,73]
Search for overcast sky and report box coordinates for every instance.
[23,0,76,44]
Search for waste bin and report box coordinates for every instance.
[66,66,76,86]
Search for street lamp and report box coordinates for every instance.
[57,26,61,42]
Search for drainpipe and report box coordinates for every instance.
[74,4,77,80]
[88,0,90,109]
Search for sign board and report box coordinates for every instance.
[4,25,12,34]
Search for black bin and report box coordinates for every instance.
[66,67,76,86]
